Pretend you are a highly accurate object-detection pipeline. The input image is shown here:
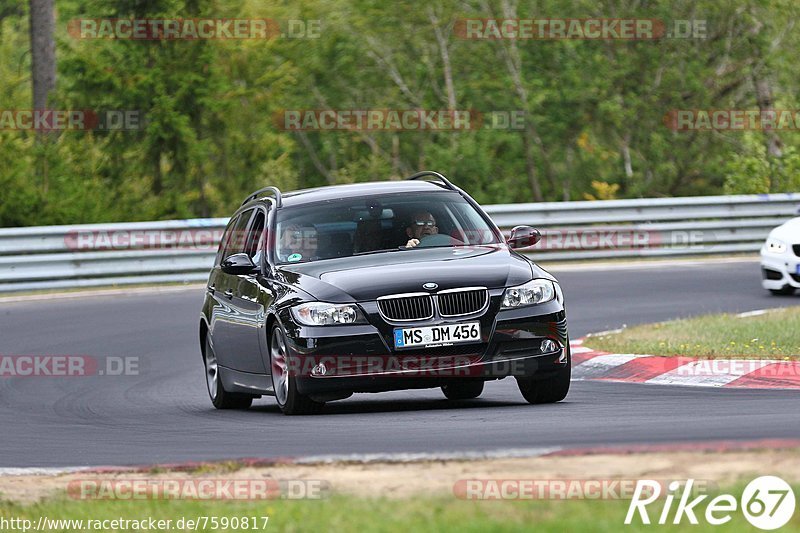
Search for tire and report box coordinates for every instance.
[769,286,796,296]
[516,346,571,404]
[270,324,324,415]
[441,380,484,400]
[204,336,253,410]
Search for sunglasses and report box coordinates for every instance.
[414,220,436,227]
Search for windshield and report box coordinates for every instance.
[273,192,502,264]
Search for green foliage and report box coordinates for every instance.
[724,135,800,194]
[2,0,800,226]
[583,181,620,201]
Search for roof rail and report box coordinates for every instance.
[241,186,282,208]
[406,171,456,190]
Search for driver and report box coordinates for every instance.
[279,224,318,262]
[405,211,438,248]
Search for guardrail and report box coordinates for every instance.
[0,193,797,293]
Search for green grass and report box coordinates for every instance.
[2,484,799,532]
[585,307,800,358]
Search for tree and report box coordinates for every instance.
[28,0,55,114]
[28,0,55,195]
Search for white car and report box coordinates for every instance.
[761,217,800,295]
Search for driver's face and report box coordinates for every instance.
[407,212,438,240]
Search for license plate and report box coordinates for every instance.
[394,322,481,349]
[796,264,800,275]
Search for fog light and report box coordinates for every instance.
[541,339,558,353]
[311,363,327,376]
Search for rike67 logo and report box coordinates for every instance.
[626,476,795,530]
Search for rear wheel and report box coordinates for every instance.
[270,325,324,415]
[769,286,796,296]
[441,381,484,400]
[204,336,253,409]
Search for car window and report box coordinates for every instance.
[274,192,502,264]
[221,209,254,260]
[245,209,267,263]
[215,215,239,265]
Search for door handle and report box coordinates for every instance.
[224,289,234,299]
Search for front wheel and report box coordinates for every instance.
[270,325,324,415]
[517,363,571,404]
[204,336,253,410]
[441,381,484,400]
[769,286,796,296]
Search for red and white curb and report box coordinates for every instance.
[570,339,800,390]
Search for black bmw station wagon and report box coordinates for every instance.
[200,171,570,414]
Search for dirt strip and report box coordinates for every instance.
[1,448,798,503]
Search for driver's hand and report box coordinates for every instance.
[406,239,419,248]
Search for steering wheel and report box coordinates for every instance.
[417,233,464,247]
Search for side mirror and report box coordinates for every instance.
[221,253,258,275]
[507,225,541,250]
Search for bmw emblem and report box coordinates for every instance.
[422,282,438,291]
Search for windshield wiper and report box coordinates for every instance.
[351,247,404,256]
[400,243,500,251]
[352,243,498,257]
[401,244,467,250]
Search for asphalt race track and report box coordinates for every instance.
[1,259,798,468]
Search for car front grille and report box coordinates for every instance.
[437,288,488,317]
[793,244,800,257]
[377,294,434,321]
[392,344,485,358]
[331,349,484,376]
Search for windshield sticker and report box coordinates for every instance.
[287,253,303,262]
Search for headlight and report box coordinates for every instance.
[291,302,363,326]
[766,238,787,254]
[501,279,556,309]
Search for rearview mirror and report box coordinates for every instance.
[507,226,541,250]
[221,253,257,275]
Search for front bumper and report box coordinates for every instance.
[278,298,570,395]
[294,348,568,395]
[760,248,800,290]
